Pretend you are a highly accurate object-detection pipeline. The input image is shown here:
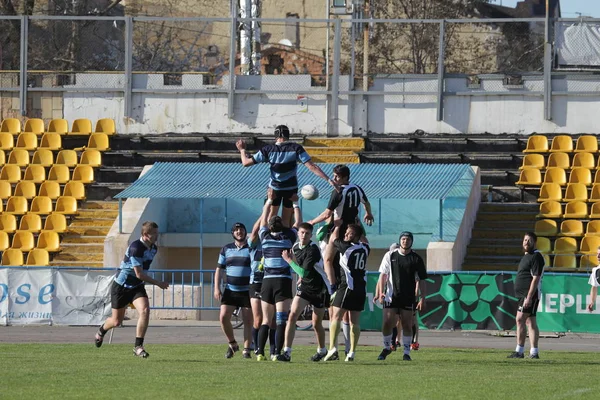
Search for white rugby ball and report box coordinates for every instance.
[301,184,319,200]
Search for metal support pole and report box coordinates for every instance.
[200,198,204,270]
[436,20,445,122]
[118,198,123,234]
[362,0,370,92]
[228,1,238,118]
[19,16,28,116]
[543,3,552,121]
[439,198,443,241]
[330,18,341,136]
[124,17,133,119]
[350,16,356,91]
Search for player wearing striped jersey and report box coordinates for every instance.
[94,221,169,358]
[215,222,254,359]
[324,224,370,362]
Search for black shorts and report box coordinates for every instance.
[332,286,366,312]
[272,189,296,208]
[517,295,540,316]
[250,283,263,300]
[111,281,148,310]
[261,277,293,305]
[297,286,330,309]
[221,289,251,308]
[384,297,415,313]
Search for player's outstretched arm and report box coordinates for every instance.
[304,160,340,191]
[309,208,333,226]
[292,196,302,229]
[362,199,374,226]
[133,266,169,290]
[259,189,275,228]
[588,286,598,312]
[236,139,255,167]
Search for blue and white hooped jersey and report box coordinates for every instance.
[218,242,252,292]
[115,239,158,289]
[252,142,311,191]
[259,226,297,279]
[249,238,264,284]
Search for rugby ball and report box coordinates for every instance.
[301,184,319,200]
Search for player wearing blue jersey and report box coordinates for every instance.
[215,222,254,359]
[94,221,169,358]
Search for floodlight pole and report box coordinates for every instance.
[199,198,204,270]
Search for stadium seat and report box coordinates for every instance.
[537,200,562,219]
[593,170,600,185]
[586,220,600,236]
[47,119,68,135]
[68,118,92,136]
[95,118,116,136]
[0,118,21,135]
[575,135,598,153]
[0,132,15,151]
[590,203,600,219]
[516,168,542,186]
[550,135,574,153]
[542,167,567,186]
[78,133,110,151]
[79,149,102,167]
[43,213,67,233]
[0,214,17,233]
[54,196,78,215]
[7,149,29,167]
[0,150,5,166]
[23,118,45,136]
[19,213,42,233]
[0,181,12,200]
[39,181,61,200]
[590,185,600,203]
[534,219,558,236]
[37,231,61,252]
[16,132,38,150]
[31,149,54,167]
[563,183,588,202]
[0,164,21,183]
[563,201,588,219]
[519,154,545,170]
[4,196,28,215]
[11,230,35,252]
[572,152,595,169]
[38,133,62,151]
[25,249,50,266]
[537,183,562,203]
[63,181,86,200]
[580,236,600,255]
[546,152,570,169]
[1,249,23,266]
[559,219,585,237]
[14,181,37,200]
[552,254,577,270]
[542,253,551,268]
[523,135,548,153]
[29,196,53,215]
[0,231,9,251]
[47,165,70,184]
[536,237,551,254]
[552,237,578,255]
[72,165,94,183]
[23,165,46,184]
[55,150,78,167]
[568,167,592,187]
[580,254,597,270]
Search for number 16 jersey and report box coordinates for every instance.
[334,239,370,292]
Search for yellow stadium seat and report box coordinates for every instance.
[580,254,597,270]
[542,254,551,268]
[0,181,11,200]
[0,164,21,183]
[537,201,562,219]
[2,249,23,266]
[23,118,45,136]
[587,220,600,236]
[569,167,592,187]
[7,149,29,167]
[575,135,598,153]
[547,152,570,169]
[559,219,585,237]
[68,118,92,136]
[47,165,70,184]
[563,201,588,219]
[63,181,86,200]
[38,133,62,151]
[19,213,42,233]
[31,149,54,167]
[55,150,78,167]
[43,213,67,233]
[581,236,600,255]
[11,230,35,252]
[534,219,558,236]
[563,183,588,202]
[0,214,17,233]
[37,231,61,252]
[23,165,46,184]
[0,118,21,135]
[0,231,9,251]
[72,165,94,183]
[593,170,600,185]
[77,133,110,151]
[5,196,28,215]
[536,237,551,254]
[39,181,61,200]
[590,185,600,203]
[550,135,574,153]
[54,196,78,215]
[25,249,50,266]
[0,132,15,151]
[0,150,5,166]
[543,167,567,186]
[79,149,102,167]
[95,118,116,135]
[572,152,595,169]
[523,135,548,153]
[590,203,600,219]
[29,196,53,215]
[552,254,577,270]
[519,154,545,170]
[516,168,542,186]
[14,181,37,200]
[15,133,38,150]
[538,183,562,203]
[47,119,68,135]
[552,237,578,255]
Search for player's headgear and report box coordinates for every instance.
[231,222,247,238]
[268,215,284,233]
[274,125,290,139]
[399,231,414,242]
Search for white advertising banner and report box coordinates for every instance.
[556,22,600,66]
[0,268,8,326]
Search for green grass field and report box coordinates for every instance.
[2,344,598,399]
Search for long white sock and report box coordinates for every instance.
[318,347,327,355]
[402,335,411,355]
[530,347,539,356]
[383,334,393,350]
[283,346,292,355]
[515,344,524,354]
[342,322,350,351]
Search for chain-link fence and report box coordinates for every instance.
[0,18,21,120]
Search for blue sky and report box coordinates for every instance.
[489,0,600,17]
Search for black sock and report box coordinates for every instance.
[252,327,258,351]
[269,327,276,355]
[392,327,398,344]
[98,323,107,336]
[257,324,270,356]
[135,337,144,347]
[275,322,286,355]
